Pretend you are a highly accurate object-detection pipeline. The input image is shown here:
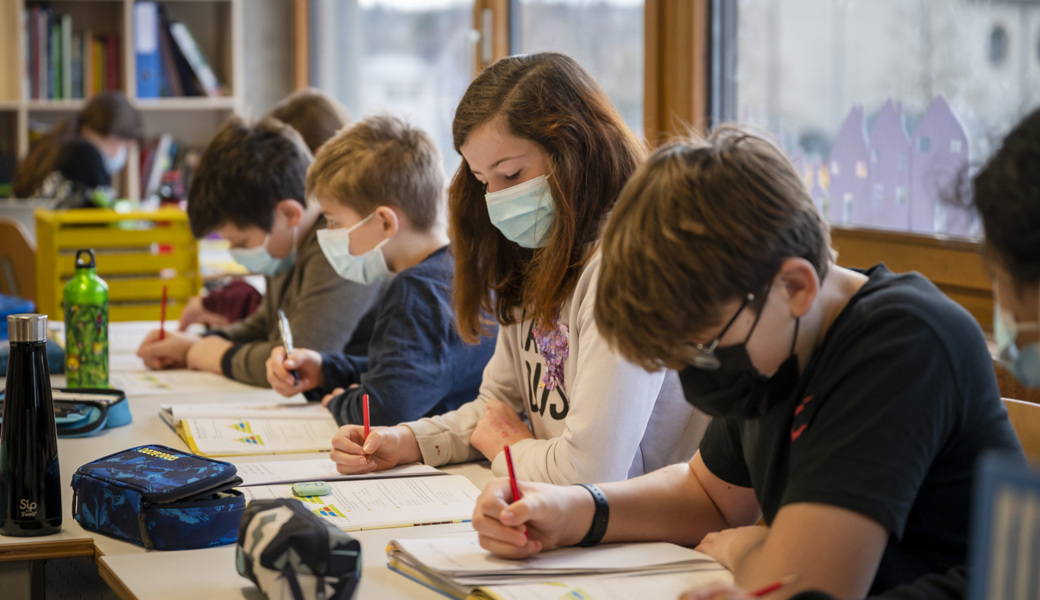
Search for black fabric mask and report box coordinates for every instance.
[679,318,801,419]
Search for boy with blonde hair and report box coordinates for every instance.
[266,114,496,426]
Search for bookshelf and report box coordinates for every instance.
[0,0,243,201]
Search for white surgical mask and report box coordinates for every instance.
[485,175,556,248]
[104,146,128,175]
[229,226,298,277]
[316,213,393,285]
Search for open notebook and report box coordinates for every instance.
[387,531,731,600]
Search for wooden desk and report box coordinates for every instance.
[0,322,495,599]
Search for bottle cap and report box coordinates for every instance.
[7,314,48,343]
[75,249,96,269]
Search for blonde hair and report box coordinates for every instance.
[595,125,835,370]
[306,114,444,231]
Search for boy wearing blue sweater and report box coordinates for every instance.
[266,115,496,426]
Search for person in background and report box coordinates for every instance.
[136,116,382,387]
[468,127,1023,599]
[326,52,707,485]
[13,91,142,207]
[178,88,353,331]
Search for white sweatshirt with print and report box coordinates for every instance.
[404,250,708,484]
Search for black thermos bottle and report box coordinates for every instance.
[0,314,62,536]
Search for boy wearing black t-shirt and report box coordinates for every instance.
[466,127,1024,599]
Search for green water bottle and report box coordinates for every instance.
[64,249,108,388]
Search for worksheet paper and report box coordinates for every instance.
[239,475,481,531]
[110,370,260,396]
[234,459,443,486]
[180,416,339,456]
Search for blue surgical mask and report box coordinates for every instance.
[994,301,1040,387]
[104,146,127,175]
[316,213,393,285]
[229,227,297,277]
[485,175,556,248]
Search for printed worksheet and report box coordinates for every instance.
[180,416,339,456]
[239,475,481,531]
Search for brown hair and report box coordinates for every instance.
[264,88,351,154]
[187,116,312,238]
[306,114,444,231]
[450,52,645,342]
[13,91,142,197]
[595,125,835,370]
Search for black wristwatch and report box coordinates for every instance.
[575,483,609,547]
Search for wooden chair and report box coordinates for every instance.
[1003,398,1040,462]
[0,216,36,304]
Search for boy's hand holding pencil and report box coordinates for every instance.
[265,346,325,396]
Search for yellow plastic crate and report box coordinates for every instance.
[35,208,201,323]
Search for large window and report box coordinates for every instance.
[310,0,474,175]
[733,0,1040,237]
[512,0,644,138]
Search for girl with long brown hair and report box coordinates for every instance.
[329,52,706,484]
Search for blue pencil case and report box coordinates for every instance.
[71,444,245,550]
[0,387,132,437]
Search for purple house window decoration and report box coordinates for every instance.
[827,105,870,226]
[867,99,912,231]
[909,96,971,235]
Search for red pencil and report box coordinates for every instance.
[362,393,370,440]
[159,285,168,340]
[504,445,528,539]
[749,575,799,597]
[504,445,521,502]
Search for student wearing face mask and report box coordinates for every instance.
[680,108,1040,600]
[13,91,141,207]
[466,127,1024,600]
[265,114,497,426]
[323,53,707,485]
[135,117,382,387]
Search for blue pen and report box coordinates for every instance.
[277,309,299,386]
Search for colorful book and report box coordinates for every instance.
[156,8,184,96]
[168,22,221,96]
[92,37,105,94]
[82,30,94,97]
[71,32,83,99]
[104,33,120,91]
[134,2,161,99]
[60,14,72,99]
[49,18,59,99]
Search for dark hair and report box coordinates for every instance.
[307,114,444,232]
[187,116,312,238]
[973,107,1040,284]
[596,126,834,370]
[13,91,142,197]
[450,52,645,342]
[264,88,351,154]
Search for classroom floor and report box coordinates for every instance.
[45,557,118,600]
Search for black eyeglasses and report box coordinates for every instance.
[688,292,755,371]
